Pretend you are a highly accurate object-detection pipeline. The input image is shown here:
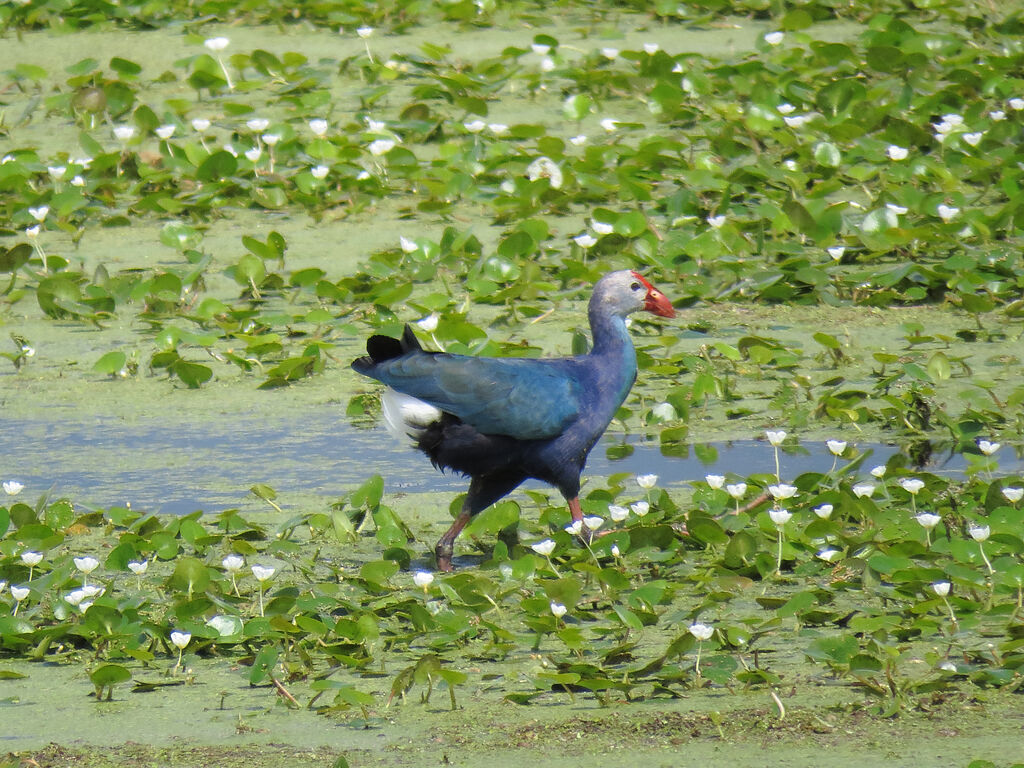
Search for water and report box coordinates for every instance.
[0,409,1012,514]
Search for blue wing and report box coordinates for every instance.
[357,346,582,440]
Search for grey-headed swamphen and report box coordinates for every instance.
[351,270,675,571]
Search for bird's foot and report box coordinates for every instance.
[435,543,454,573]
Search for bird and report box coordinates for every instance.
[351,270,675,571]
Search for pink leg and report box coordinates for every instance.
[435,510,471,572]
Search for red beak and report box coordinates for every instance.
[644,287,676,318]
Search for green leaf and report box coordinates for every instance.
[90,664,132,698]
[93,351,127,375]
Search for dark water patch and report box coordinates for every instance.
[0,410,1015,514]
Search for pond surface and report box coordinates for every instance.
[1,410,1003,514]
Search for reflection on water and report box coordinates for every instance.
[0,409,1015,515]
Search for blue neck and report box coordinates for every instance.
[588,305,637,406]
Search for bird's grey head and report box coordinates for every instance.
[592,270,676,319]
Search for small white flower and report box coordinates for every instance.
[222,554,245,573]
[705,474,725,490]
[531,43,550,55]
[886,203,908,215]
[768,483,798,500]
[1001,487,1024,503]
[630,501,650,517]
[70,175,85,187]
[783,114,813,128]
[826,440,847,456]
[642,42,660,54]
[368,138,395,156]
[3,480,25,496]
[399,236,418,253]
[262,133,281,147]
[25,225,40,239]
[11,586,30,602]
[689,622,714,640]
[942,113,964,127]
[550,601,567,618]
[204,36,229,52]
[706,214,726,228]
[813,504,834,519]
[564,520,584,536]
[463,119,486,134]
[113,125,135,142]
[870,465,887,478]
[74,556,99,575]
[600,118,619,132]
[310,164,329,179]
[20,551,42,566]
[156,125,176,140]
[826,246,845,261]
[1009,98,1024,110]
[246,118,269,132]
[223,143,237,157]
[636,474,658,489]
[127,560,148,575]
[766,429,787,447]
[531,539,556,556]
[886,145,908,160]
[81,585,104,599]
[583,515,604,531]
[569,134,588,146]
[610,543,620,557]
[969,524,990,542]
[601,47,619,59]
[899,478,925,495]
[783,159,798,171]
[540,57,556,73]
[608,505,629,523]
[243,147,261,163]
[977,440,1000,456]
[47,166,66,180]
[938,661,958,672]
[170,630,191,649]
[251,564,275,582]
[365,117,386,132]
[416,313,439,332]
[413,571,435,588]
[936,204,959,222]
[64,589,86,606]
[776,103,796,115]
[932,581,951,597]
[526,156,563,189]
[726,483,747,500]
[357,170,372,180]
[769,508,792,526]
[591,219,614,235]
[191,117,211,132]
[852,482,875,498]
[651,402,676,421]
[915,512,942,530]
[486,123,508,135]
[817,548,841,562]
[962,131,983,147]
[573,233,597,249]
[308,118,328,136]
[990,110,1006,121]
[764,31,784,45]
[356,26,374,39]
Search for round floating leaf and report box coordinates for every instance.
[94,351,127,375]
[0,244,31,273]
[167,557,212,595]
